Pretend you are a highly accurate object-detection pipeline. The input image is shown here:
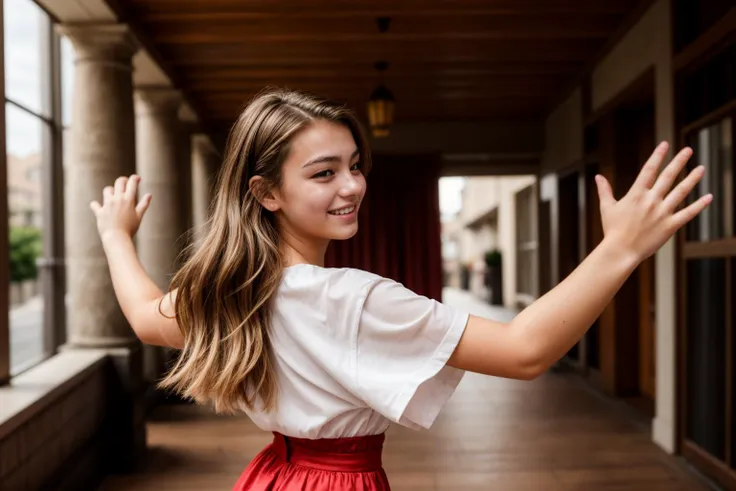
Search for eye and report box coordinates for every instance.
[350,161,362,172]
[311,169,334,179]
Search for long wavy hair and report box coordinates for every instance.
[158,88,372,413]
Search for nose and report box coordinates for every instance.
[338,170,363,198]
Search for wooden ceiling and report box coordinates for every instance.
[113,0,644,130]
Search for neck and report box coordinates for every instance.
[278,225,329,267]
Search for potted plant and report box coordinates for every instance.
[484,249,503,305]
[460,261,471,290]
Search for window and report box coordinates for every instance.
[685,117,733,242]
[3,0,64,376]
[515,183,538,305]
[677,50,736,486]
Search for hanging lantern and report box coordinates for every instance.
[367,61,394,138]
[367,84,395,138]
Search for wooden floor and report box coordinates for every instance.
[99,372,711,491]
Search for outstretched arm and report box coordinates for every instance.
[447,142,712,380]
[90,175,184,349]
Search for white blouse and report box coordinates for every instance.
[243,264,469,439]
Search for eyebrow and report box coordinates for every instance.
[303,148,360,168]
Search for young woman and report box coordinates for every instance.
[90,89,711,490]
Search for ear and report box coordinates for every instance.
[249,175,281,212]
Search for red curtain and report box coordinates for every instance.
[325,154,444,301]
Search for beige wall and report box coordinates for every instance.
[592,0,676,453]
[539,0,676,453]
[541,88,584,174]
[497,176,537,307]
[1,352,108,490]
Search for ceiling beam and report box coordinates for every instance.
[126,0,638,17]
[179,62,583,80]
[200,91,552,102]
[166,41,599,66]
[184,77,567,92]
[145,16,620,44]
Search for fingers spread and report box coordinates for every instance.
[632,141,669,192]
[103,186,114,204]
[595,174,616,208]
[125,174,140,200]
[662,165,706,212]
[652,147,693,198]
[671,193,713,229]
[114,176,128,195]
[135,193,152,218]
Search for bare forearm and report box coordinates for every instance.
[512,237,640,372]
[101,231,164,324]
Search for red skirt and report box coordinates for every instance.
[233,432,391,490]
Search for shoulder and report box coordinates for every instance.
[282,264,387,293]
[280,265,417,317]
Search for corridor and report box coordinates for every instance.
[99,289,710,491]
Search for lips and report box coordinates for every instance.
[328,205,356,216]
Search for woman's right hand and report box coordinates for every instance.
[90,175,152,241]
[595,142,712,263]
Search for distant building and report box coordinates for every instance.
[7,152,43,228]
[442,175,538,309]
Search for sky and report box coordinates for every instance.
[4,0,74,157]
[438,177,465,217]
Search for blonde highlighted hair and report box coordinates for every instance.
[159,88,372,413]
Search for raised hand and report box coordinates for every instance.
[90,175,152,240]
[595,142,712,263]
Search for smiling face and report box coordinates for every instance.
[260,119,367,245]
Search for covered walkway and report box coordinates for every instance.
[1,1,733,490]
[99,372,708,491]
[99,290,709,491]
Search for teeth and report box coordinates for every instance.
[329,206,355,216]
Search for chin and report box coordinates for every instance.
[329,223,359,240]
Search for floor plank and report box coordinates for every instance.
[99,372,710,491]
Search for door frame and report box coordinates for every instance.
[574,68,657,404]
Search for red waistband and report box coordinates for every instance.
[270,432,384,472]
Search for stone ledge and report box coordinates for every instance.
[0,350,108,440]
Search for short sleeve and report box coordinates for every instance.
[353,277,469,430]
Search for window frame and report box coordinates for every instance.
[1,0,65,381]
[677,104,736,488]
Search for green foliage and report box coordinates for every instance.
[9,226,42,283]
[484,249,502,268]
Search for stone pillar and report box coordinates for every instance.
[60,24,138,348]
[134,87,185,382]
[58,23,146,472]
[178,124,194,251]
[134,87,184,289]
[191,134,219,245]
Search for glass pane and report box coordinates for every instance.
[61,35,74,127]
[686,258,726,461]
[6,104,46,374]
[3,0,51,117]
[732,259,736,470]
[685,117,734,242]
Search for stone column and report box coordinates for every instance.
[134,87,184,289]
[177,122,195,258]
[191,134,219,245]
[59,24,139,348]
[58,23,146,472]
[134,87,185,382]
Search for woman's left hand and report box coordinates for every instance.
[90,175,152,241]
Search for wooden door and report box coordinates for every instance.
[558,172,580,363]
[638,256,656,399]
